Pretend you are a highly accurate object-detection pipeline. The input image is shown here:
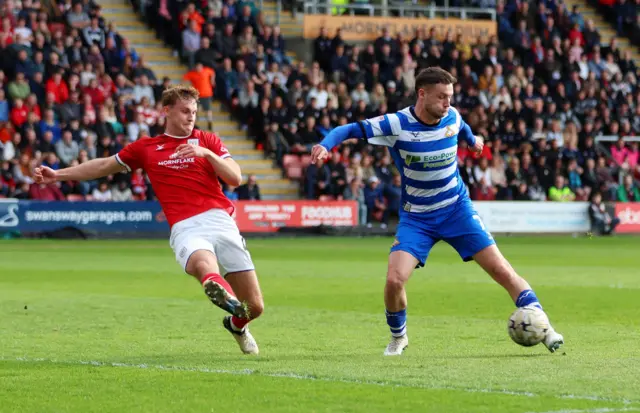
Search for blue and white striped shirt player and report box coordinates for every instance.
[355,106,476,215]
[317,104,495,267]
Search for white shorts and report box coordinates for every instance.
[169,209,255,276]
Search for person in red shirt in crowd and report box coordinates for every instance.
[9,98,28,127]
[34,85,263,355]
[29,182,65,200]
[45,70,70,104]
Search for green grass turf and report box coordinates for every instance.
[1,236,639,413]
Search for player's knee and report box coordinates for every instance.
[189,256,217,279]
[247,297,264,320]
[386,266,408,291]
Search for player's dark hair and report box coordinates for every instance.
[161,85,200,107]
[414,67,457,94]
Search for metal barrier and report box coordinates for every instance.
[294,0,495,20]
[596,135,640,143]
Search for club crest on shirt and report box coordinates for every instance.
[188,138,199,146]
[445,125,458,137]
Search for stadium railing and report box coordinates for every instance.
[292,0,496,20]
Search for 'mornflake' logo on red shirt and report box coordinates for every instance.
[158,157,196,169]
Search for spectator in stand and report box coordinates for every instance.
[343,176,367,226]
[236,174,261,201]
[363,176,388,228]
[112,179,134,201]
[589,191,619,235]
[617,174,640,201]
[183,62,215,129]
[549,175,576,202]
[29,181,65,200]
[92,181,113,202]
[224,184,239,201]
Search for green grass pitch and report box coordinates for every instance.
[1,236,639,413]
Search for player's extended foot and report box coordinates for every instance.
[203,279,250,319]
[384,335,409,356]
[544,327,564,353]
[223,316,259,355]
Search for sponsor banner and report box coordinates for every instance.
[472,201,591,233]
[234,200,358,232]
[0,200,167,233]
[302,15,496,44]
[614,203,640,233]
[0,200,358,234]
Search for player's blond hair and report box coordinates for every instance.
[161,85,200,107]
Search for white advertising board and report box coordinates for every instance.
[472,202,591,233]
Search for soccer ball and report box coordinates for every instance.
[507,306,550,347]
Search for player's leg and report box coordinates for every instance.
[170,219,250,318]
[183,250,250,319]
[213,211,263,354]
[384,221,435,356]
[442,204,564,353]
[225,270,264,330]
[472,245,564,352]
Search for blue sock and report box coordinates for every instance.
[515,289,543,310]
[386,309,407,337]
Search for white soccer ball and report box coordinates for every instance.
[507,306,550,347]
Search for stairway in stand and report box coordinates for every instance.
[564,0,640,64]
[98,0,300,199]
[259,1,303,37]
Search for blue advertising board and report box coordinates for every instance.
[0,199,169,234]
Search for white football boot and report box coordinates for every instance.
[223,316,259,355]
[543,326,565,353]
[384,335,409,356]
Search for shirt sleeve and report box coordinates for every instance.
[205,132,232,159]
[458,119,477,147]
[115,139,145,172]
[358,113,401,147]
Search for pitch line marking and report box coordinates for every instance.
[524,408,640,413]
[3,356,638,406]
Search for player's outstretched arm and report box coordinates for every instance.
[34,156,126,184]
[311,123,364,163]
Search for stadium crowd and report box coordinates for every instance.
[1,0,640,225]
[0,0,165,201]
[162,0,639,224]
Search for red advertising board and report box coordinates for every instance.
[233,200,359,233]
[614,203,640,233]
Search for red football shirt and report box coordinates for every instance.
[115,129,235,228]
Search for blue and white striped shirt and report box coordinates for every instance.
[358,106,476,214]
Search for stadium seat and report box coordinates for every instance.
[286,166,303,180]
[301,155,313,168]
[283,154,301,169]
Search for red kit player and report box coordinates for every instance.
[34,86,263,355]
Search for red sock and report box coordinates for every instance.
[230,315,250,331]
[200,273,236,298]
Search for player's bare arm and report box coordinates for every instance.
[34,156,126,184]
[172,143,243,186]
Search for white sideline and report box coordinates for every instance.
[525,408,640,413]
[3,356,638,407]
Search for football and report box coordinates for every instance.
[507,306,550,347]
